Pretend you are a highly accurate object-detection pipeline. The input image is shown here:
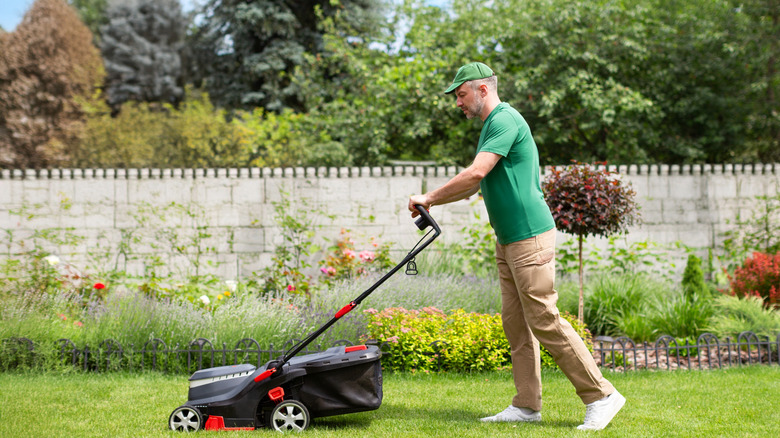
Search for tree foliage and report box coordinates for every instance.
[543,163,639,239]
[295,1,496,165]
[298,0,775,166]
[188,0,384,112]
[3,0,775,169]
[0,0,104,169]
[75,89,342,168]
[100,0,186,109]
[67,0,109,39]
[736,0,780,162]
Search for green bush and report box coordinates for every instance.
[76,89,332,169]
[650,290,714,339]
[706,294,780,339]
[362,307,591,372]
[682,254,709,300]
[580,273,668,337]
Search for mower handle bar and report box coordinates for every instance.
[276,204,440,367]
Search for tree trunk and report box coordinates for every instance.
[578,233,584,324]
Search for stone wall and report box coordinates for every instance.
[1,164,778,280]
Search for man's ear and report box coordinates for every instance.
[480,83,489,97]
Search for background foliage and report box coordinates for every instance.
[100,0,186,110]
[1,0,778,168]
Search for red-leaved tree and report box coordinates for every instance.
[542,162,640,322]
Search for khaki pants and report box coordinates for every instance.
[496,228,614,411]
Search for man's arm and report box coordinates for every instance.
[408,151,501,216]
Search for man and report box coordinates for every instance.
[407,62,625,431]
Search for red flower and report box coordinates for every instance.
[94,282,106,290]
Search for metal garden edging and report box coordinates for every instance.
[1,331,778,373]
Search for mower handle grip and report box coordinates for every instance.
[413,204,441,235]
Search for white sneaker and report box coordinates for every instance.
[577,390,626,430]
[480,405,541,423]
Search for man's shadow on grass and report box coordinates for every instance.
[312,403,579,430]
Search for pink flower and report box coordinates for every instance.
[343,249,356,259]
[74,321,83,327]
[93,282,106,290]
[358,250,376,262]
[287,285,296,292]
[387,336,400,344]
[58,313,67,321]
[320,266,337,276]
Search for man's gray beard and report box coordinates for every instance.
[466,95,485,119]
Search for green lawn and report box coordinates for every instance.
[1,366,778,437]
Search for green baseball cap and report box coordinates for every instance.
[444,62,495,94]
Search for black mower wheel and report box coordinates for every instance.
[269,400,311,432]
[169,405,203,432]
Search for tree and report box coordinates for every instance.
[0,0,104,168]
[542,162,640,323]
[68,0,109,39]
[100,0,186,110]
[296,0,766,167]
[188,0,384,112]
[736,0,780,162]
[295,0,490,165]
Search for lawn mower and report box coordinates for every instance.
[168,205,440,432]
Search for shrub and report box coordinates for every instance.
[580,273,668,337]
[682,254,708,300]
[728,252,780,308]
[706,294,780,338]
[76,89,334,169]
[650,290,713,339]
[362,307,591,372]
[611,311,656,343]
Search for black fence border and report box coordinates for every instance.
[593,331,780,372]
[1,331,778,373]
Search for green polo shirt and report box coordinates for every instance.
[477,102,555,244]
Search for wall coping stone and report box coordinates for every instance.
[0,163,777,180]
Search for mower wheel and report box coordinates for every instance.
[269,400,311,432]
[169,405,203,432]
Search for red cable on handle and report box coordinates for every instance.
[334,302,356,318]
